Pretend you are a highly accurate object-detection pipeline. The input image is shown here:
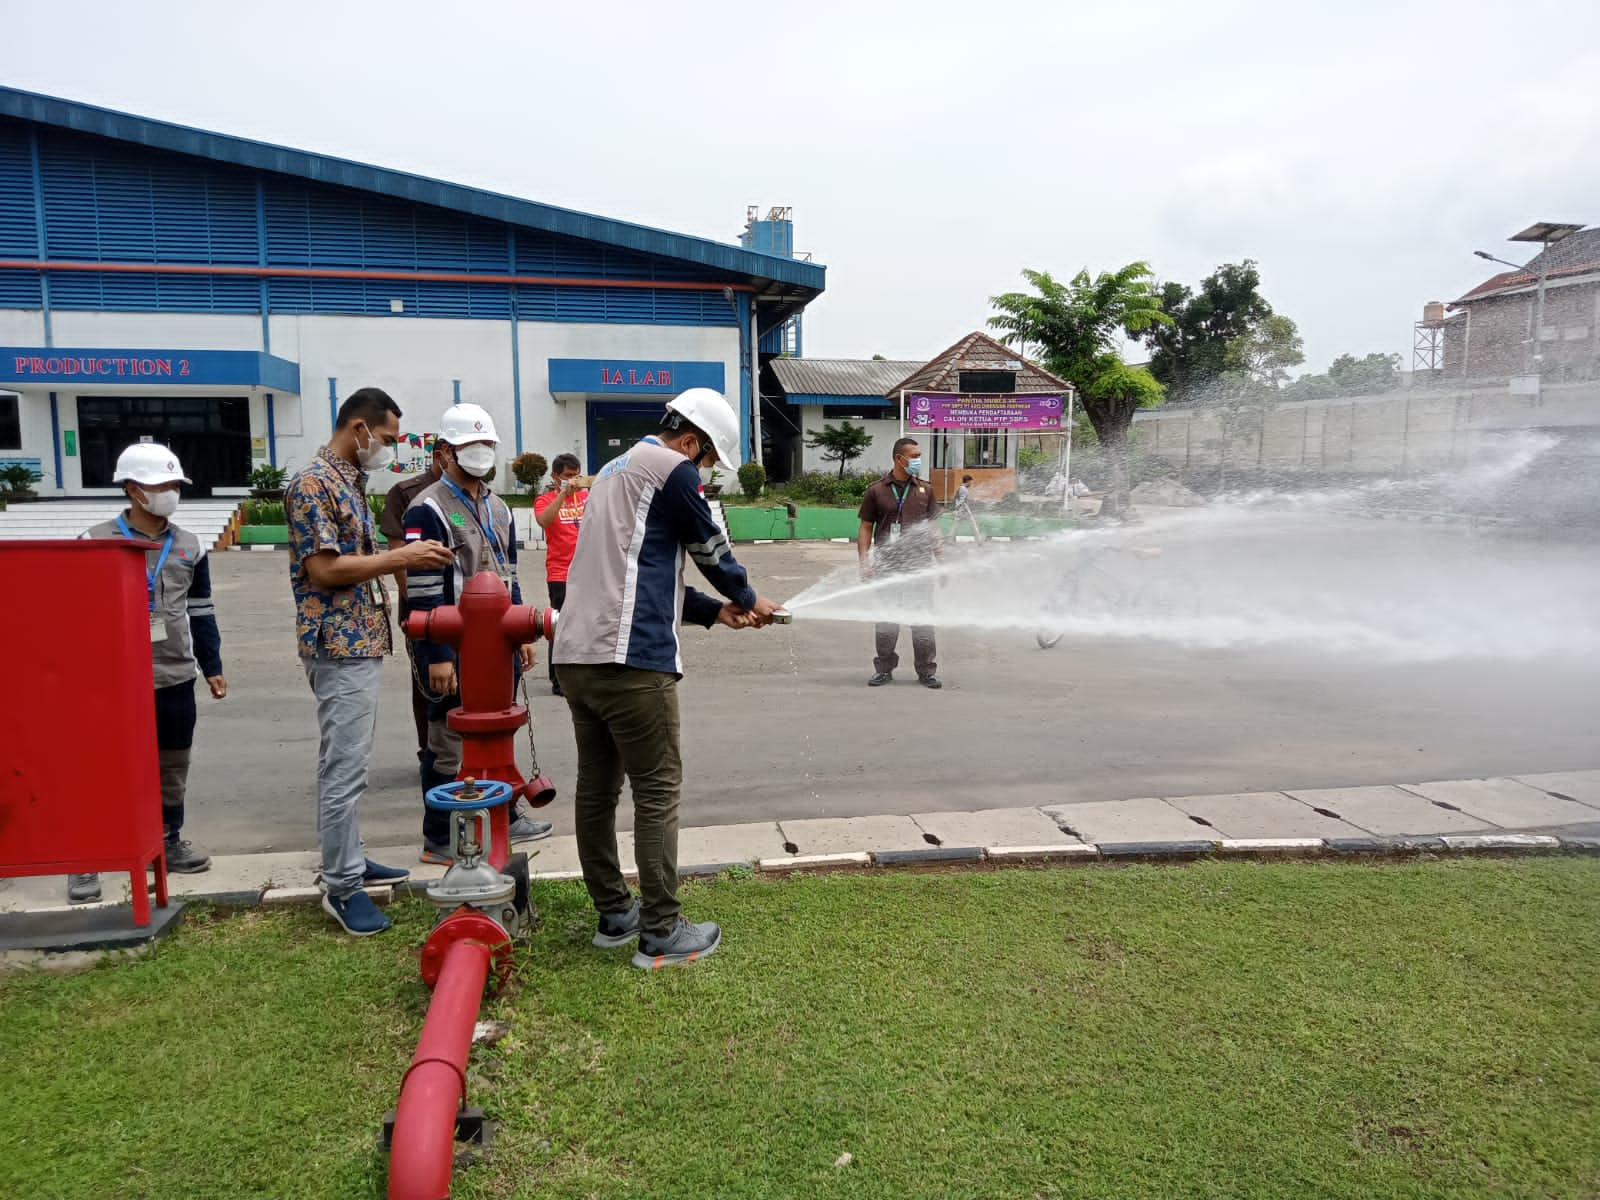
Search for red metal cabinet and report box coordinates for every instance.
[0,539,168,924]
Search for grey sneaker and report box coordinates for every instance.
[632,915,721,970]
[164,837,212,873]
[508,815,554,842]
[67,873,102,904]
[592,898,642,948]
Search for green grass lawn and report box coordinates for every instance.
[2,859,1597,1199]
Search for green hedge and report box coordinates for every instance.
[720,506,1078,542]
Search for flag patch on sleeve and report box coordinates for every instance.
[405,527,422,542]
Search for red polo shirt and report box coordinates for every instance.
[534,486,589,581]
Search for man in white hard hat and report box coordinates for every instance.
[402,403,553,863]
[380,439,449,768]
[553,388,782,970]
[68,443,226,904]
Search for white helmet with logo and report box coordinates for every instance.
[438,403,499,446]
[112,442,191,486]
[664,388,740,469]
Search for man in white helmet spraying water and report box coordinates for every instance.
[553,388,782,970]
[402,403,553,862]
[69,442,226,904]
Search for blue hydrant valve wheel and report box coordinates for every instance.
[424,776,514,811]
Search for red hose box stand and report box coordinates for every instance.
[0,540,170,928]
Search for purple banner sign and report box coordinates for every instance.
[905,392,1066,431]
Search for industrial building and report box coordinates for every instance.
[0,87,824,497]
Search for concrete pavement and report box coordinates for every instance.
[89,542,1600,858]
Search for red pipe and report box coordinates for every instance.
[388,938,492,1200]
[0,256,757,292]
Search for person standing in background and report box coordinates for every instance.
[69,443,225,904]
[533,453,588,697]
[381,441,447,768]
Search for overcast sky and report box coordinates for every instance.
[7,0,1598,374]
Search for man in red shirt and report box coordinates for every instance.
[533,453,589,696]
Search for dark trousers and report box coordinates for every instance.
[418,666,527,848]
[555,663,683,935]
[874,623,937,678]
[153,681,197,836]
[546,580,567,688]
[872,574,937,678]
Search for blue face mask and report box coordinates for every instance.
[907,457,923,477]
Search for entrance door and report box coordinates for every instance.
[586,402,667,473]
[78,397,251,497]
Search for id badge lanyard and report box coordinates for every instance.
[116,515,174,640]
[888,481,911,544]
[442,478,510,579]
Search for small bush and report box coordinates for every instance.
[0,463,41,494]
[248,464,289,492]
[242,500,285,525]
[737,462,766,500]
[366,493,386,522]
[783,470,879,507]
[511,453,547,491]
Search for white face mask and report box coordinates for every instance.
[454,444,497,478]
[356,424,395,472]
[138,488,180,517]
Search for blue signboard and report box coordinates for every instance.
[548,358,724,396]
[0,348,300,393]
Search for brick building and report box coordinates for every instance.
[1444,227,1600,383]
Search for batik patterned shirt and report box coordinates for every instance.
[286,446,392,659]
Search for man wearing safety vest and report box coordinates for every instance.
[70,443,225,903]
[402,403,554,863]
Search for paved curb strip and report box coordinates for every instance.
[20,836,1599,918]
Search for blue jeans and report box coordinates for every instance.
[303,654,383,898]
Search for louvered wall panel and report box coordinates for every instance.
[0,125,37,258]
[39,140,101,259]
[11,127,756,326]
[0,270,40,307]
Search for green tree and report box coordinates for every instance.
[1327,352,1401,394]
[804,420,874,477]
[1225,313,1305,390]
[1144,261,1274,400]
[988,264,1171,515]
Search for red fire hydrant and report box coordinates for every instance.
[386,571,557,1200]
[403,570,557,872]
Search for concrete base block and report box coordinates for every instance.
[873,846,983,866]
[1438,834,1562,852]
[985,844,1099,863]
[758,851,872,873]
[1096,840,1216,860]
[1217,838,1325,856]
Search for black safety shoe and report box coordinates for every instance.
[592,898,642,948]
[918,675,943,689]
[164,837,212,873]
[868,672,893,687]
[632,916,721,970]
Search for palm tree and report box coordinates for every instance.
[989,264,1171,515]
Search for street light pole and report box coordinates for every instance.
[1474,248,1548,375]
[1475,223,1586,382]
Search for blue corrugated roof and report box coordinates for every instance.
[0,86,825,297]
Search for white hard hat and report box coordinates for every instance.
[112,442,191,486]
[438,403,499,446]
[664,388,740,470]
